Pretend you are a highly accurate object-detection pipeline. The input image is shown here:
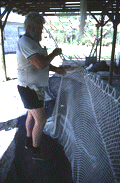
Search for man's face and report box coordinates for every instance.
[30,22,43,42]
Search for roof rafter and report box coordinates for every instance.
[1,0,120,17]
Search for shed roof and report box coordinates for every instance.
[1,0,120,17]
[1,0,120,85]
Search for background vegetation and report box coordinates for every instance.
[1,15,120,81]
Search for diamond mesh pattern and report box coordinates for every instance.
[44,68,120,183]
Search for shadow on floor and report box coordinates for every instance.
[5,103,73,183]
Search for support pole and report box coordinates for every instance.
[96,24,99,59]
[109,23,117,85]
[0,19,7,81]
[0,8,11,81]
[99,15,104,62]
[99,26,103,62]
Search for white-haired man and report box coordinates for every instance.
[17,12,66,160]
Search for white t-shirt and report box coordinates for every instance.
[17,35,49,91]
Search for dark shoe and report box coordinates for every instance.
[32,149,46,161]
[25,137,33,149]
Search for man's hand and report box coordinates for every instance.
[56,66,66,76]
[53,48,62,57]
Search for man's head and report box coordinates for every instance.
[24,12,45,42]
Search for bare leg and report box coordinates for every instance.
[26,110,34,137]
[29,107,46,147]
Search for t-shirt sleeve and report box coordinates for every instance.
[18,37,41,59]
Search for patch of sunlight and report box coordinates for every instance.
[0,128,18,160]
[0,80,27,122]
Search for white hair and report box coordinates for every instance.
[24,12,45,31]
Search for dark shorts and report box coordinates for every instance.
[17,85,44,109]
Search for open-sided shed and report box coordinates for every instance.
[0,1,120,183]
[1,0,120,84]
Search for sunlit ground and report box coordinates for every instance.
[0,78,26,161]
[0,78,27,159]
[0,79,27,122]
[0,128,18,159]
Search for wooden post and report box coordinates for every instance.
[99,26,103,62]
[96,25,99,59]
[0,19,7,81]
[99,15,104,62]
[0,8,11,81]
[108,22,117,85]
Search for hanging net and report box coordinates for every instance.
[44,67,120,183]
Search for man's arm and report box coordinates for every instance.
[28,48,62,70]
[49,64,58,72]
[49,64,66,75]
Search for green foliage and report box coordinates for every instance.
[45,15,120,49]
[87,28,94,37]
[54,22,61,27]
[81,37,92,45]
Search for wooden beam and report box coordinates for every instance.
[95,1,114,23]
[90,12,100,25]
[0,7,12,81]
[96,25,99,58]
[0,19,7,81]
[0,9,7,19]
[108,1,120,85]
[99,15,104,62]
[2,9,11,32]
[109,22,117,85]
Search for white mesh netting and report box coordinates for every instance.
[44,68,120,183]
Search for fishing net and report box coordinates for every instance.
[44,67,120,183]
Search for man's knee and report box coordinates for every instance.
[30,108,46,125]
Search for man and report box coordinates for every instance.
[17,12,66,160]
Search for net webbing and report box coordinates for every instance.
[44,68,120,183]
